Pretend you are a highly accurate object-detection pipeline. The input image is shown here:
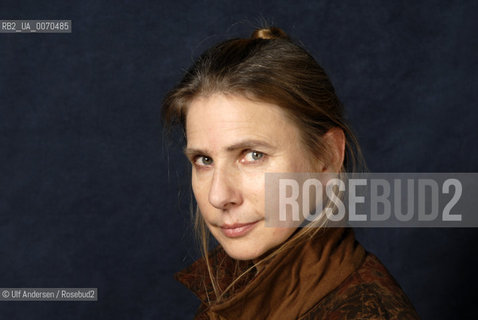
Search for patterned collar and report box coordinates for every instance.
[175,228,366,319]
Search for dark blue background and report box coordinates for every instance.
[1,0,477,319]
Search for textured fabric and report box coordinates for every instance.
[175,228,420,319]
[299,254,420,320]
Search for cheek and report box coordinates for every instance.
[192,176,210,208]
[243,172,266,195]
[243,175,266,216]
[270,227,296,243]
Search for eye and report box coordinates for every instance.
[194,155,213,166]
[243,150,265,163]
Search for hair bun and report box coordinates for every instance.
[250,27,289,40]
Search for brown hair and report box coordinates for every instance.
[162,27,364,302]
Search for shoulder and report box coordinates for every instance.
[301,253,420,320]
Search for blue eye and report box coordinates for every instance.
[244,151,264,162]
[194,156,213,166]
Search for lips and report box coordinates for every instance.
[220,221,259,238]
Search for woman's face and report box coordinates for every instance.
[185,93,319,260]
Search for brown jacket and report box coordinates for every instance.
[175,228,420,319]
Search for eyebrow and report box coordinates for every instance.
[183,139,276,158]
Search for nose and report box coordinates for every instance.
[208,166,242,210]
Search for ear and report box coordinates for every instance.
[321,127,345,172]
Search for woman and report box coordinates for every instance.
[162,27,419,319]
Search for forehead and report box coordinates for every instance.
[185,94,298,147]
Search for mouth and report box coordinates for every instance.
[220,221,260,238]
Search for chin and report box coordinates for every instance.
[224,251,261,261]
[221,244,264,261]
